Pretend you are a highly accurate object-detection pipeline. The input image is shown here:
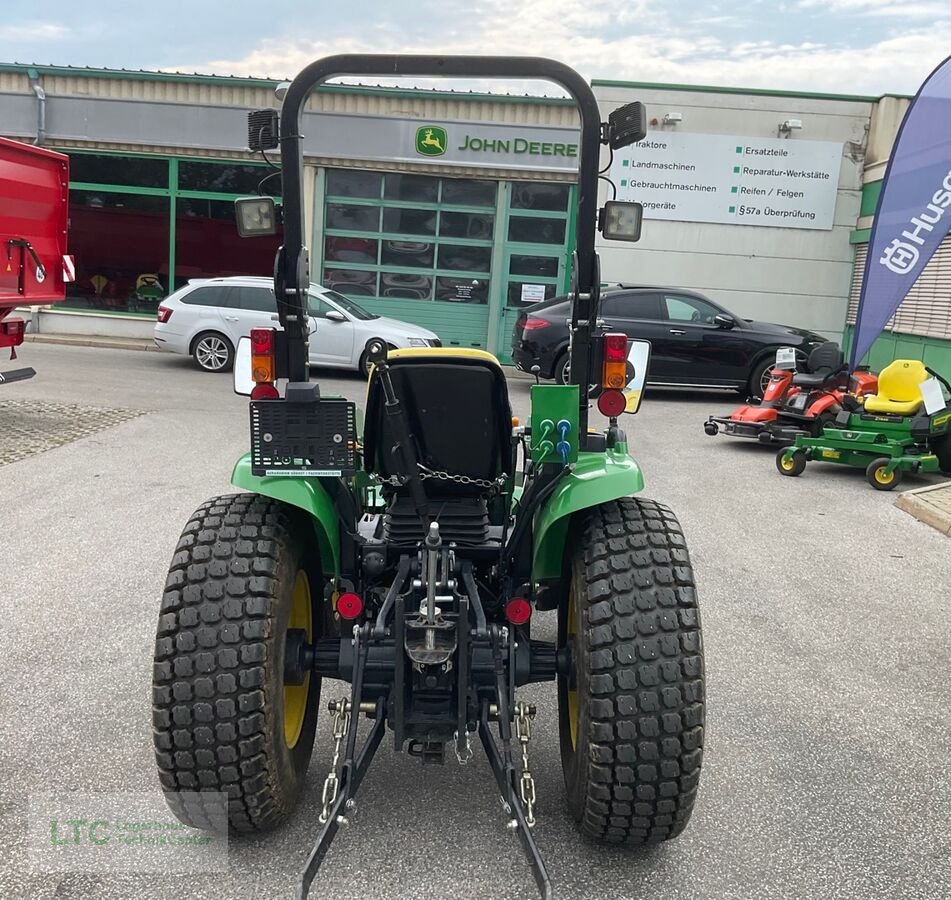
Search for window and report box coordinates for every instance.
[176,198,280,289]
[664,294,721,324]
[438,245,491,272]
[382,207,436,236]
[181,286,235,308]
[177,162,274,195]
[322,291,377,321]
[234,287,277,312]
[68,153,168,188]
[511,182,570,212]
[441,179,497,207]
[384,174,438,203]
[325,236,378,265]
[510,255,559,278]
[307,293,333,317]
[322,169,497,306]
[326,170,382,199]
[508,216,566,244]
[601,293,662,320]
[381,241,434,268]
[440,211,494,240]
[64,190,170,313]
[327,204,380,232]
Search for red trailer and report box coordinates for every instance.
[0,137,70,385]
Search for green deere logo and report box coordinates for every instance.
[415,125,447,157]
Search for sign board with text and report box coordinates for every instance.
[610,132,843,230]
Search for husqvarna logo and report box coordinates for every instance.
[880,239,919,274]
[879,168,951,275]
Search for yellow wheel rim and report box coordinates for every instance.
[284,570,312,749]
[567,581,579,749]
[874,467,894,485]
[780,455,796,472]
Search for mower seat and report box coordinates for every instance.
[791,342,844,388]
[862,359,928,416]
[363,348,514,495]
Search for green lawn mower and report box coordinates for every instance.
[151,55,704,900]
[776,359,951,490]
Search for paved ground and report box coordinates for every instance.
[1,343,949,900]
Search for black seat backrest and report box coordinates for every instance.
[363,354,514,494]
[806,342,844,375]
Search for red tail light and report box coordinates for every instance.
[603,332,628,362]
[250,383,280,400]
[522,317,549,331]
[156,305,172,324]
[504,597,532,626]
[1,319,25,338]
[337,592,364,620]
[250,327,276,383]
[250,327,274,354]
[597,389,627,417]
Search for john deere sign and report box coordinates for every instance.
[416,126,447,156]
[414,123,578,162]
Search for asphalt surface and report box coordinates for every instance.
[1,343,949,900]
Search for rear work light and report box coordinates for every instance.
[250,327,276,384]
[602,332,629,389]
[156,305,172,324]
[522,317,549,331]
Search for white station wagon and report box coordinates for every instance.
[153,276,441,375]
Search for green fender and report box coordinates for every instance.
[231,453,340,576]
[532,446,645,583]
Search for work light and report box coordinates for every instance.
[600,201,644,242]
[235,196,278,237]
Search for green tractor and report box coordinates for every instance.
[152,55,704,899]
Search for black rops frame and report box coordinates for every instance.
[275,54,605,440]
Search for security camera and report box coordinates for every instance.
[275,81,292,103]
[663,112,683,125]
[780,118,803,132]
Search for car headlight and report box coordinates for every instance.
[406,337,429,348]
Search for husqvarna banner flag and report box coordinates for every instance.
[850,54,951,368]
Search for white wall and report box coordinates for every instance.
[593,84,873,341]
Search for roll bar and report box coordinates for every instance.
[274,55,608,435]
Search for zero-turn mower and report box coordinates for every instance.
[151,55,704,899]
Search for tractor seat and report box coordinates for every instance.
[862,359,928,416]
[363,348,514,495]
[791,342,844,388]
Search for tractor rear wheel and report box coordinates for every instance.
[152,493,325,833]
[558,498,704,846]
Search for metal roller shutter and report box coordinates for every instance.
[847,237,951,339]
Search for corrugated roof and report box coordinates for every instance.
[0,62,574,105]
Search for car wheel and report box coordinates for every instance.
[555,351,570,385]
[192,332,234,373]
[746,357,775,400]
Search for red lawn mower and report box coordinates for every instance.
[704,342,878,444]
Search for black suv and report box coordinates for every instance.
[511,286,830,397]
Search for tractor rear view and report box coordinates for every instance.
[0,137,70,385]
[151,55,704,900]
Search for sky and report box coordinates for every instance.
[1,0,949,97]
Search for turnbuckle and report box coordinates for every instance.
[514,701,537,828]
[318,697,352,824]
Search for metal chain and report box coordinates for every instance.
[514,701,537,828]
[372,466,506,491]
[318,697,351,824]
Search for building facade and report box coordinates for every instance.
[2,63,945,367]
[1,64,582,360]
